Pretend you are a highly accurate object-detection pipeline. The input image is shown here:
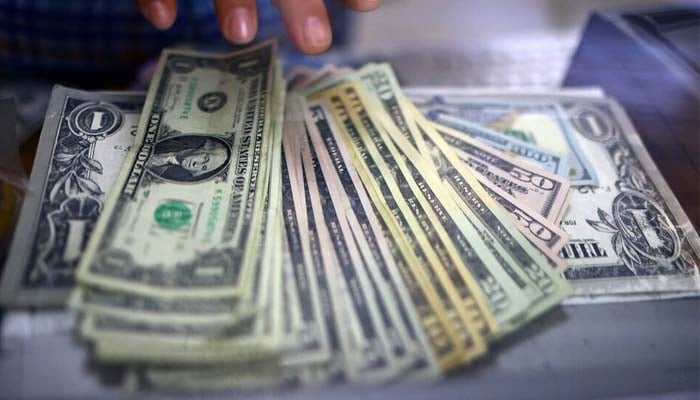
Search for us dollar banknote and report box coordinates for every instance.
[1,86,144,307]
[310,83,492,364]
[551,96,700,298]
[407,88,700,299]
[304,100,464,372]
[303,98,437,376]
[476,177,569,272]
[279,96,331,367]
[422,112,570,179]
[293,140,352,383]
[329,67,571,273]
[314,64,571,321]
[405,105,571,329]
[431,122,571,223]
[85,177,286,366]
[76,41,280,299]
[406,89,598,186]
[300,131,402,383]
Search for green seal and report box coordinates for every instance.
[154,201,192,230]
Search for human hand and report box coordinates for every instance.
[137,0,381,55]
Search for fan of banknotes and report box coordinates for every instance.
[1,40,698,391]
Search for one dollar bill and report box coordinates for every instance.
[1,86,144,307]
[76,41,280,299]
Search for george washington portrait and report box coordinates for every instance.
[147,135,231,183]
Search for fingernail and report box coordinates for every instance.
[147,1,172,29]
[303,16,331,52]
[227,7,255,43]
[354,0,382,11]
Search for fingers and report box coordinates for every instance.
[213,0,258,44]
[137,0,178,30]
[274,0,332,55]
[137,0,380,53]
[341,0,382,12]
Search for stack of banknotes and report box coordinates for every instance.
[1,40,699,390]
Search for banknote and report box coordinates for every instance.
[477,176,569,253]
[383,81,570,278]
[1,86,144,307]
[310,84,490,366]
[303,63,426,152]
[476,178,569,271]
[86,314,282,365]
[550,96,700,297]
[296,65,343,91]
[250,93,285,341]
[76,41,280,298]
[340,86,499,338]
[51,56,700,392]
[84,137,286,364]
[86,182,285,365]
[394,107,567,330]
[383,119,541,333]
[281,95,352,383]
[304,99,437,376]
[279,96,331,367]
[295,144,350,383]
[311,98,474,370]
[313,67,355,89]
[407,92,599,186]
[305,100,465,372]
[315,64,567,324]
[300,123,403,383]
[277,117,349,384]
[306,129,422,375]
[135,363,287,391]
[426,112,569,178]
[306,101,468,372]
[75,43,287,365]
[69,286,256,324]
[423,120,570,271]
[285,65,316,90]
[432,122,571,222]
[288,65,354,92]
[404,86,607,99]
[404,101,571,326]
[338,66,554,330]
[281,239,298,342]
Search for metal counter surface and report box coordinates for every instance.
[1,299,698,399]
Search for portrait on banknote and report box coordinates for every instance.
[147,135,231,183]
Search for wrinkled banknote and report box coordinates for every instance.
[406,91,598,186]
[309,84,491,369]
[1,86,144,307]
[433,122,570,223]
[553,96,700,297]
[76,41,280,299]
[407,87,700,299]
[303,96,438,377]
[424,113,569,179]
[306,64,561,337]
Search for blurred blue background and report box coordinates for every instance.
[0,0,349,82]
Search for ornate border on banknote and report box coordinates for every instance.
[560,98,700,297]
[1,86,144,307]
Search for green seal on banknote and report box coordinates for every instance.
[154,201,191,230]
